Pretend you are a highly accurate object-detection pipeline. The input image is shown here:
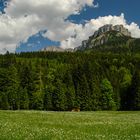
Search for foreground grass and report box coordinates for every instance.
[0,111,140,140]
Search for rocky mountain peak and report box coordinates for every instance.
[75,24,131,51]
[94,24,131,38]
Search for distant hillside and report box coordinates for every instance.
[41,46,65,52]
[41,46,74,52]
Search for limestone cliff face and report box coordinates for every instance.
[76,24,131,51]
[94,24,131,38]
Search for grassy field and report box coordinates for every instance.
[0,111,140,140]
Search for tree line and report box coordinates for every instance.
[0,51,140,111]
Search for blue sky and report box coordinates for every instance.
[0,0,140,53]
[0,0,5,12]
[16,31,60,53]
[69,0,140,25]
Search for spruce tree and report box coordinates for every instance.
[0,92,9,110]
[52,79,67,111]
[77,74,91,111]
[100,79,116,110]
[31,61,44,110]
[7,65,20,110]
[129,71,140,110]
[19,87,29,109]
[44,86,53,110]
[64,73,75,110]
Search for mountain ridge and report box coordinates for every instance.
[75,24,140,52]
[40,24,140,53]
[76,24,131,50]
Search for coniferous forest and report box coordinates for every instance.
[0,51,140,111]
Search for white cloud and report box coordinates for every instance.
[0,0,140,53]
[0,0,94,54]
[60,13,140,49]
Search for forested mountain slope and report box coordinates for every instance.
[0,51,140,111]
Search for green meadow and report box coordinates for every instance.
[0,111,140,140]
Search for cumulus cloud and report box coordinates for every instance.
[0,0,140,53]
[60,13,140,49]
[0,0,94,53]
